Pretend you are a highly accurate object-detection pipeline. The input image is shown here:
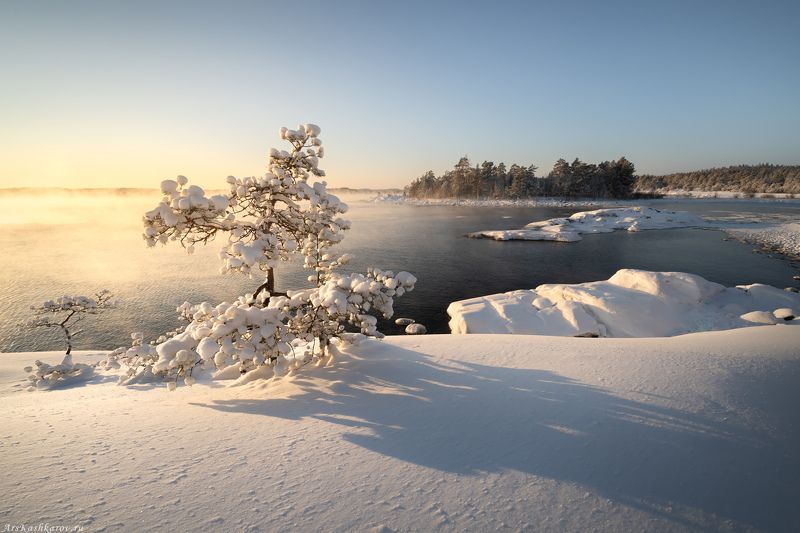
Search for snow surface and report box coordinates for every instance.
[448,269,800,336]
[2,327,800,531]
[469,207,709,242]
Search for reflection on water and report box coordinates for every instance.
[0,191,797,352]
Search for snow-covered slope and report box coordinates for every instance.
[2,328,800,532]
[448,269,800,336]
[468,206,708,242]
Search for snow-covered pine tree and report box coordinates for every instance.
[24,290,116,355]
[22,290,116,390]
[142,124,416,384]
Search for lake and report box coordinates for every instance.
[1,191,797,352]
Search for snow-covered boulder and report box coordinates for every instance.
[469,207,708,242]
[774,308,797,320]
[740,311,779,325]
[448,269,800,337]
[405,323,427,334]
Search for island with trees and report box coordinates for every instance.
[404,159,799,199]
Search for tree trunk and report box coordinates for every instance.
[253,267,275,302]
[266,266,275,294]
[60,324,72,355]
[252,267,286,304]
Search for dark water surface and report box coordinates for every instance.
[1,193,797,351]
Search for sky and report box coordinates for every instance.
[1,0,799,189]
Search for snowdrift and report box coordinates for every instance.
[3,328,800,531]
[448,269,800,336]
[468,206,708,241]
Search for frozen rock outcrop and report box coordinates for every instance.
[469,207,708,242]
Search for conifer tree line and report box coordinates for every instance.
[404,157,637,199]
[405,159,800,199]
[635,164,800,194]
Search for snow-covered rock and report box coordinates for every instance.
[774,308,797,320]
[740,310,779,325]
[469,206,708,242]
[405,323,427,334]
[448,269,800,336]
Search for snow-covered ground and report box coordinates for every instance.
[468,207,708,242]
[728,222,800,259]
[2,326,800,532]
[448,269,800,336]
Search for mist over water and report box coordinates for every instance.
[0,190,797,352]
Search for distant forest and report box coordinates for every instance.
[404,159,800,199]
[635,164,800,194]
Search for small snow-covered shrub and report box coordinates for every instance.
[24,290,116,355]
[24,354,94,390]
[105,332,161,385]
[99,329,206,386]
[142,124,417,387]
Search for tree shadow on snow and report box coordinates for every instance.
[191,342,800,531]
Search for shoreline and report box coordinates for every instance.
[373,193,800,207]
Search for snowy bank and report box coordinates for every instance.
[448,269,800,336]
[2,328,800,532]
[468,206,708,242]
[728,222,800,260]
[658,189,798,199]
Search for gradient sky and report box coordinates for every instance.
[1,0,799,189]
